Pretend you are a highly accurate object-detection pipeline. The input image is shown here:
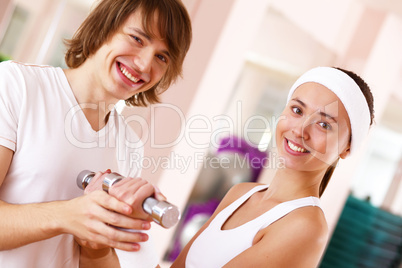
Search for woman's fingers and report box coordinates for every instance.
[153,185,167,202]
[110,178,153,204]
[84,170,111,194]
[108,178,155,220]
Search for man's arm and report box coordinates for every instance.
[0,145,150,252]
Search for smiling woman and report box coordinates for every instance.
[171,66,375,268]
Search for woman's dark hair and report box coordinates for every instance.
[319,67,375,197]
[64,0,192,107]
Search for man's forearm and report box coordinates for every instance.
[0,200,65,250]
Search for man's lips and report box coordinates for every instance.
[117,62,143,84]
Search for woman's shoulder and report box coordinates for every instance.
[289,204,327,232]
[247,200,328,267]
[263,201,328,242]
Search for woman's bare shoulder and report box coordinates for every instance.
[264,204,328,244]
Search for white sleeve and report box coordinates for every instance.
[0,61,23,151]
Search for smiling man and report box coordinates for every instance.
[0,0,192,267]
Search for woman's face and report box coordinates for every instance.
[276,82,351,172]
[90,9,170,102]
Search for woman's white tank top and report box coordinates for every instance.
[185,184,322,267]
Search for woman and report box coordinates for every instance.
[0,0,191,267]
[172,67,374,267]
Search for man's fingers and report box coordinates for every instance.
[86,191,151,229]
[92,190,132,215]
[97,224,149,252]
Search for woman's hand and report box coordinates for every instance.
[108,177,156,221]
[84,170,166,220]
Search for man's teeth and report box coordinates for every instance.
[119,65,140,83]
[288,140,308,153]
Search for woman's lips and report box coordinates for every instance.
[285,138,310,154]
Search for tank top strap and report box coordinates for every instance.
[257,196,322,230]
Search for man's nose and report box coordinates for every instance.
[134,48,153,73]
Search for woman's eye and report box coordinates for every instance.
[292,107,302,115]
[318,122,331,130]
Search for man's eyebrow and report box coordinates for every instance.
[129,27,151,41]
[129,27,170,58]
[291,97,338,122]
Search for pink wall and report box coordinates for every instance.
[0,0,11,22]
[123,0,237,185]
[0,0,12,42]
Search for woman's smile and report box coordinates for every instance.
[284,138,310,155]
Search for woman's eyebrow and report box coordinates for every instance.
[292,98,306,108]
[319,111,338,123]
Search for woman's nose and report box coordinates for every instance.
[292,125,303,138]
[292,119,310,140]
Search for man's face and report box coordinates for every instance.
[90,9,170,102]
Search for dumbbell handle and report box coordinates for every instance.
[76,170,180,228]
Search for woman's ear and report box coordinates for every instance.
[339,147,351,159]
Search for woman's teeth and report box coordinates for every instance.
[288,140,308,153]
[119,64,140,83]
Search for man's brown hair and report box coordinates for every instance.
[65,0,192,106]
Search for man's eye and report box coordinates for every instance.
[156,54,167,63]
[131,35,142,44]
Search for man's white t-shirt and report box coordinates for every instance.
[0,61,158,268]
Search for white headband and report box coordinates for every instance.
[286,67,370,155]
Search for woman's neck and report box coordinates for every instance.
[263,168,325,202]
